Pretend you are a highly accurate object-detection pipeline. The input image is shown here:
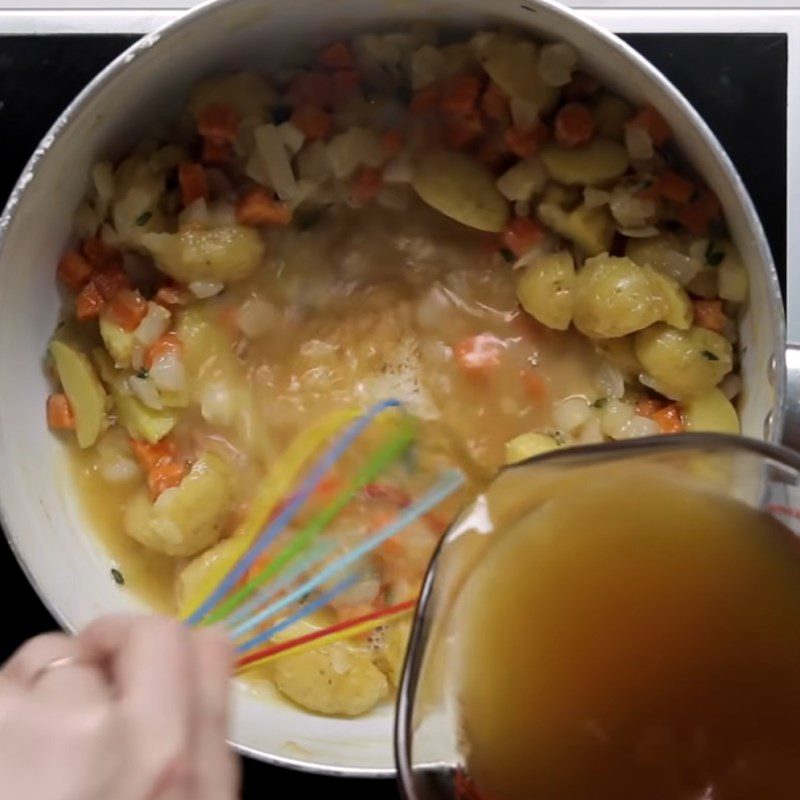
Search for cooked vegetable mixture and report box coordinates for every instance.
[47,28,747,716]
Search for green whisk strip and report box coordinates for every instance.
[205,415,416,625]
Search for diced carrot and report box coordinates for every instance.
[331,70,362,105]
[147,461,187,500]
[481,82,509,122]
[314,473,344,499]
[290,105,333,140]
[154,285,189,309]
[130,437,178,472]
[499,216,544,258]
[445,110,484,150]
[201,138,232,165]
[693,299,726,334]
[504,123,548,159]
[554,102,597,148]
[47,394,75,431]
[108,287,148,332]
[57,250,93,292]
[349,166,383,203]
[92,264,130,300]
[657,170,695,205]
[454,333,505,375]
[76,281,106,321]
[677,189,721,236]
[440,74,482,116]
[178,162,209,206]
[424,511,450,535]
[628,104,672,147]
[197,103,239,144]
[288,71,335,108]
[82,237,121,269]
[318,41,355,71]
[635,398,666,418]
[380,129,406,157]
[235,186,293,226]
[652,403,685,435]
[144,331,182,370]
[410,84,441,115]
[563,71,600,101]
[521,369,550,403]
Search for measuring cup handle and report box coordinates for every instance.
[784,345,800,450]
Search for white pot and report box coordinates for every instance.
[0,0,786,777]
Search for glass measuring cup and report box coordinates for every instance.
[394,433,800,800]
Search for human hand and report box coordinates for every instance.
[0,614,239,800]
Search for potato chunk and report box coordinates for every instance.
[540,138,629,186]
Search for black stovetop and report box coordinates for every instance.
[0,32,787,798]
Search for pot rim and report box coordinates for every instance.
[0,0,787,779]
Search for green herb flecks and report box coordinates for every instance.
[111,568,125,585]
[135,210,153,227]
[701,350,720,361]
[705,240,725,267]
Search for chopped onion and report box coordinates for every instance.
[410,45,446,89]
[178,197,209,229]
[208,201,237,227]
[254,123,297,201]
[624,122,655,161]
[201,382,236,426]
[514,200,531,218]
[383,153,413,184]
[236,296,277,339]
[620,415,661,439]
[244,150,269,185]
[661,248,702,286]
[553,396,592,433]
[610,185,655,229]
[134,302,171,345]
[297,140,333,182]
[510,97,540,132]
[594,361,625,400]
[720,373,742,400]
[584,187,611,209]
[600,399,635,439]
[128,375,163,410]
[332,576,381,609]
[327,127,384,179]
[688,238,711,262]
[619,225,661,239]
[278,121,306,155]
[130,342,146,372]
[188,280,224,299]
[149,348,186,393]
[576,416,604,445]
[538,42,579,87]
[101,456,139,484]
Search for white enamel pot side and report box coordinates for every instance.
[0,0,785,777]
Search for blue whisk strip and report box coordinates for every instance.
[235,573,361,656]
[224,540,335,630]
[187,398,403,625]
[229,469,465,640]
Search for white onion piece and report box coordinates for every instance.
[383,153,413,184]
[584,187,610,209]
[130,342,146,373]
[688,239,711,262]
[624,123,654,161]
[101,456,139,484]
[553,396,592,433]
[618,415,661,439]
[332,576,382,609]
[416,286,452,330]
[538,42,578,87]
[600,399,635,439]
[720,373,743,400]
[661,249,702,286]
[514,200,531,218]
[178,197,210,229]
[296,141,334,182]
[201,382,236,426]
[134,302,171,345]
[576,416,604,445]
[610,186,655,228]
[410,45,446,89]
[278,121,306,155]
[254,123,297,201]
[189,280,224,299]
[128,375,163,410]
[149,348,186,393]
[619,225,661,239]
[236,297,277,339]
[594,361,625,400]
[510,97,540,132]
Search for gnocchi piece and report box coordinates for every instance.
[413,151,509,232]
[682,388,740,434]
[594,336,640,377]
[123,452,232,557]
[188,71,276,122]
[640,265,692,330]
[496,157,548,202]
[505,432,560,464]
[176,536,248,617]
[716,241,748,302]
[516,251,576,331]
[371,620,412,687]
[142,226,265,284]
[573,254,665,339]
[592,93,634,140]
[626,233,702,287]
[116,393,177,443]
[49,340,107,448]
[537,201,614,257]
[479,36,559,111]
[635,324,733,401]
[99,313,135,368]
[272,631,390,716]
[540,138,629,186]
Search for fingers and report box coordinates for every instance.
[1,632,109,706]
[191,629,240,800]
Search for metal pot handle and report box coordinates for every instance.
[784,345,800,450]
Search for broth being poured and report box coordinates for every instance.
[453,466,800,800]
